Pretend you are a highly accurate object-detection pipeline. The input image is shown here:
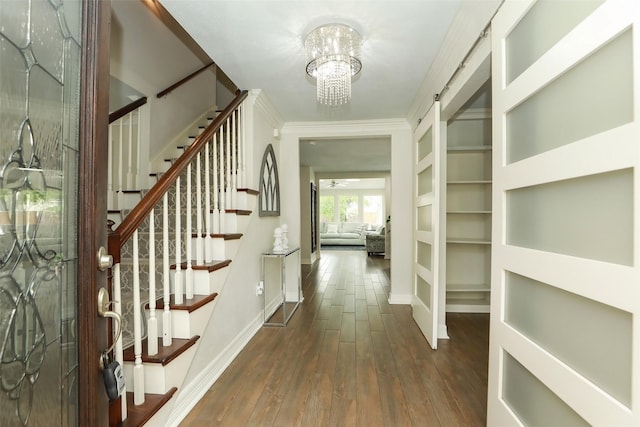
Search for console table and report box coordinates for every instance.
[261,247,301,326]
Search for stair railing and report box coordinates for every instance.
[108,97,148,208]
[107,89,248,418]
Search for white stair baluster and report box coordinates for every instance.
[196,152,204,265]
[231,111,238,209]
[162,193,172,346]
[118,119,124,194]
[112,262,127,418]
[132,229,145,405]
[147,209,158,356]
[205,141,213,262]
[225,117,232,209]
[186,164,194,300]
[239,103,246,190]
[218,127,226,234]
[174,178,183,304]
[127,112,134,189]
[212,133,220,235]
[135,109,142,189]
[107,124,114,208]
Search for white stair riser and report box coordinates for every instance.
[169,267,229,296]
[117,192,142,210]
[211,238,240,261]
[124,344,198,395]
[224,212,238,233]
[236,192,249,211]
[148,300,215,340]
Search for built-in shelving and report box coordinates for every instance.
[444,109,492,313]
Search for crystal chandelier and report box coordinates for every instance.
[305,24,362,106]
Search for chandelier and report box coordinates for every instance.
[305,23,362,106]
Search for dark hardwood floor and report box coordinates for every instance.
[180,249,489,426]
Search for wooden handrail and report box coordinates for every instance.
[157,62,215,98]
[109,96,148,124]
[108,89,248,262]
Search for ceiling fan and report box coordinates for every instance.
[327,179,347,188]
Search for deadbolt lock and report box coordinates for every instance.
[97,246,113,271]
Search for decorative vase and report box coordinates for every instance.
[281,224,288,250]
[273,227,283,252]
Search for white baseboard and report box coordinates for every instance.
[165,311,264,427]
[438,323,449,340]
[388,293,413,305]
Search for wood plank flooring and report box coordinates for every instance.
[180,250,489,427]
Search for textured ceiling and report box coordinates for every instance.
[159,0,462,123]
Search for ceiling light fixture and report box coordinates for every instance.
[305,23,362,106]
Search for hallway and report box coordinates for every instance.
[180,250,489,426]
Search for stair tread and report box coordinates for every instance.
[121,387,177,427]
[123,336,199,365]
[170,259,231,271]
[222,209,252,215]
[237,188,259,195]
[191,232,242,240]
[150,292,218,312]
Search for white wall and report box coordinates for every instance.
[110,0,218,175]
[172,90,284,416]
[408,0,501,128]
[280,120,413,303]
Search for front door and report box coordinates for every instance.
[0,0,111,425]
[489,0,640,424]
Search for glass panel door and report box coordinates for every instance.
[0,0,83,424]
[489,1,640,424]
[412,101,447,348]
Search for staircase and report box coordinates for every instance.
[107,91,255,426]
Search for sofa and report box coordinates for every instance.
[320,222,368,246]
[365,227,386,255]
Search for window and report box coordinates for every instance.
[339,195,358,222]
[320,195,335,223]
[364,195,383,225]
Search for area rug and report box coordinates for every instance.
[320,245,366,251]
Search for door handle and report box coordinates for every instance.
[97,246,113,271]
[97,287,122,356]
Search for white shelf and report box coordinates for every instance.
[447,238,491,245]
[447,210,491,214]
[445,113,492,314]
[448,180,492,185]
[447,283,490,293]
[447,145,492,152]
[446,299,491,313]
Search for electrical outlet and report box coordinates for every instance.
[256,281,264,296]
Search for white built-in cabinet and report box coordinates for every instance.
[445,110,492,313]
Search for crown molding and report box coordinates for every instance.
[281,118,410,138]
[249,89,285,129]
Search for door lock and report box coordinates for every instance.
[97,287,122,355]
[98,287,125,400]
[97,246,113,271]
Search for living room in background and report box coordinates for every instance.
[317,178,387,247]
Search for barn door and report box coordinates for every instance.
[412,101,447,349]
[488,0,640,425]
